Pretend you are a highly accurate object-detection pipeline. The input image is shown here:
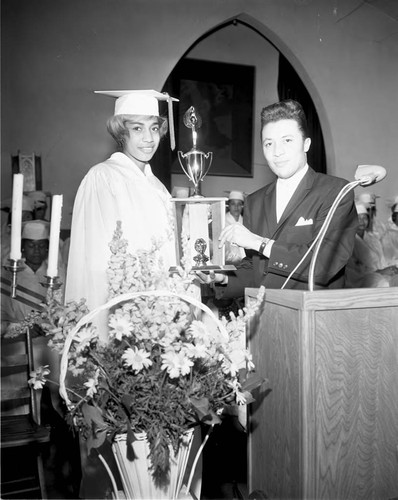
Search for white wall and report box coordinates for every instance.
[2,0,397,227]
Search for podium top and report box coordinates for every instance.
[245,287,398,311]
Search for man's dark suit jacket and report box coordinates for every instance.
[222,167,358,297]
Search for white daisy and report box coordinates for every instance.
[109,314,133,341]
[161,351,193,379]
[84,369,100,398]
[122,347,152,372]
[28,365,50,390]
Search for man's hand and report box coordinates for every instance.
[218,223,263,251]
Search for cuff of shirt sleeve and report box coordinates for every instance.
[262,239,274,258]
[217,275,229,286]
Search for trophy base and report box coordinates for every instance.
[169,264,236,274]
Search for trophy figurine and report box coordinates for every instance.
[177,106,213,197]
[193,238,209,267]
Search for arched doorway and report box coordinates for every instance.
[153,14,328,194]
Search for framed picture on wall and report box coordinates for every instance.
[11,153,42,191]
[165,58,255,177]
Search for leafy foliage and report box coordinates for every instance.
[27,222,265,485]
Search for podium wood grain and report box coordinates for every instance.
[246,287,398,500]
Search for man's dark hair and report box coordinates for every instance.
[260,99,309,138]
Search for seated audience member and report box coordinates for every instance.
[1,219,79,496]
[27,190,69,273]
[225,191,246,264]
[1,220,65,416]
[357,191,386,237]
[1,195,34,266]
[198,99,357,294]
[345,203,397,288]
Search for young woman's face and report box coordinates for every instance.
[123,116,161,168]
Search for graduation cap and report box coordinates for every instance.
[228,190,245,202]
[22,220,50,240]
[355,203,368,215]
[95,89,179,150]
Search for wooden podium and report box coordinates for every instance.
[246,287,398,500]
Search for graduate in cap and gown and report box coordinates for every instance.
[66,90,204,500]
[65,90,178,340]
[224,190,246,264]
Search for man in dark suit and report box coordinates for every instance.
[204,99,357,295]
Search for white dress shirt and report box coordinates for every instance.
[276,164,309,222]
[261,164,309,258]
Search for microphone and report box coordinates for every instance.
[280,165,387,291]
[354,165,387,186]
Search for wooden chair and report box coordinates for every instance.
[1,327,51,499]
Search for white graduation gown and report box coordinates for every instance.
[381,219,398,266]
[65,153,176,338]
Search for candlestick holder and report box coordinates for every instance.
[4,259,25,298]
[41,275,63,291]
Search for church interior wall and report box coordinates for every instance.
[1,0,397,228]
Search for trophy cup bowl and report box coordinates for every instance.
[177,148,213,197]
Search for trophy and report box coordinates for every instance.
[177,107,213,197]
[170,106,235,273]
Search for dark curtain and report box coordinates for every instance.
[277,54,326,174]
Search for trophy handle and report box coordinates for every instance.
[177,151,190,179]
[202,152,213,179]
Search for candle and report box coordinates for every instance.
[10,174,24,261]
[47,194,63,277]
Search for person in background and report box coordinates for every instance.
[65,90,178,341]
[1,219,79,496]
[345,203,397,288]
[356,191,386,236]
[381,196,398,279]
[198,99,357,295]
[210,191,246,320]
[225,190,246,264]
[226,190,244,224]
[26,190,69,274]
[1,220,66,414]
[27,190,48,220]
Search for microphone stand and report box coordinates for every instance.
[280,180,361,291]
[307,180,361,291]
[280,164,386,291]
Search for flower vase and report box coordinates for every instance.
[111,429,195,499]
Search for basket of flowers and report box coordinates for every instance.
[25,222,265,499]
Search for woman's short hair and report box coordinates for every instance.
[260,99,309,138]
[106,114,168,150]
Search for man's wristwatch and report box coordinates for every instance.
[258,238,268,255]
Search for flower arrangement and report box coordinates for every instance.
[24,222,265,487]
